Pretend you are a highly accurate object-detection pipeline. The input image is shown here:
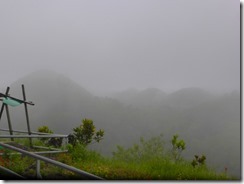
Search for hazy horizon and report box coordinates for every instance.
[0,69,239,97]
[0,0,240,95]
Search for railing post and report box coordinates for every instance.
[36,160,42,179]
[5,105,14,141]
[2,87,14,141]
[22,84,33,147]
[62,137,68,148]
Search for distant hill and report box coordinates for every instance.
[166,87,213,109]
[112,87,213,110]
[112,88,167,108]
[3,70,93,133]
[0,70,240,178]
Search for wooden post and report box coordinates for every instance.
[22,84,32,147]
[0,87,9,122]
[0,105,4,122]
[4,87,14,141]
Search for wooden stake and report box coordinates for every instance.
[22,84,32,147]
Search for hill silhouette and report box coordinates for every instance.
[0,70,240,178]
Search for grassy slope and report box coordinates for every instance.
[40,152,231,180]
[0,137,235,180]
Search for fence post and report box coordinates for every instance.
[22,84,33,147]
[36,160,42,179]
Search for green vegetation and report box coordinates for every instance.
[0,121,234,180]
[37,125,63,148]
[171,134,186,161]
[191,155,206,168]
[69,118,104,146]
[8,73,240,178]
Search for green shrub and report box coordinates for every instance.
[113,134,165,162]
[69,118,104,146]
[191,155,206,167]
[67,143,102,163]
[37,125,53,143]
[171,134,186,161]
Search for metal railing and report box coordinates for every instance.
[0,128,69,153]
[0,134,67,138]
[0,128,67,136]
[0,142,104,180]
[0,165,25,179]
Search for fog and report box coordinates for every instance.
[0,0,240,95]
[0,0,241,179]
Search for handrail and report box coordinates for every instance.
[0,135,68,138]
[0,165,25,179]
[0,150,68,155]
[0,128,68,136]
[0,142,104,180]
[33,145,61,151]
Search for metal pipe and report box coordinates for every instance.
[36,160,42,179]
[33,145,61,151]
[0,150,68,155]
[0,93,34,106]
[0,142,103,180]
[0,134,68,138]
[5,105,13,141]
[0,165,25,179]
[0,128,68,136]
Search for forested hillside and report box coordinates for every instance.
[1,70,240,178]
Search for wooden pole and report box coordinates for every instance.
[0,88,9,122]
[0,105,4,122]
[4,87,14,141]
[22,84,32,147]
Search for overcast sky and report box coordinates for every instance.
[0,0,240,95]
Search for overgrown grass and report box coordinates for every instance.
[0,135,236,180]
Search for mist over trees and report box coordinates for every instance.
[0,70,240,178]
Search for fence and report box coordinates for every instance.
[0,142,103,180]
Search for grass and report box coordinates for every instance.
[0,136,236,180]
[44,153,230,180]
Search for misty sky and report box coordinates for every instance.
[0,0,240,94]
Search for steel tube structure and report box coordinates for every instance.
[0,128,67,136]
[33,145,61,151]
[0,150,68,155]
[0,165,25,179]
[0,135,68,138]
[0,142,103,180]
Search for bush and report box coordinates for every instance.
[171,134,186,161]
[67,143,102,163]
[113,134,165,162]
[37,125,53,142]
[69,118,104,146]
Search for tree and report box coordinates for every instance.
[70,118,104,146]
[171,134,186,161]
